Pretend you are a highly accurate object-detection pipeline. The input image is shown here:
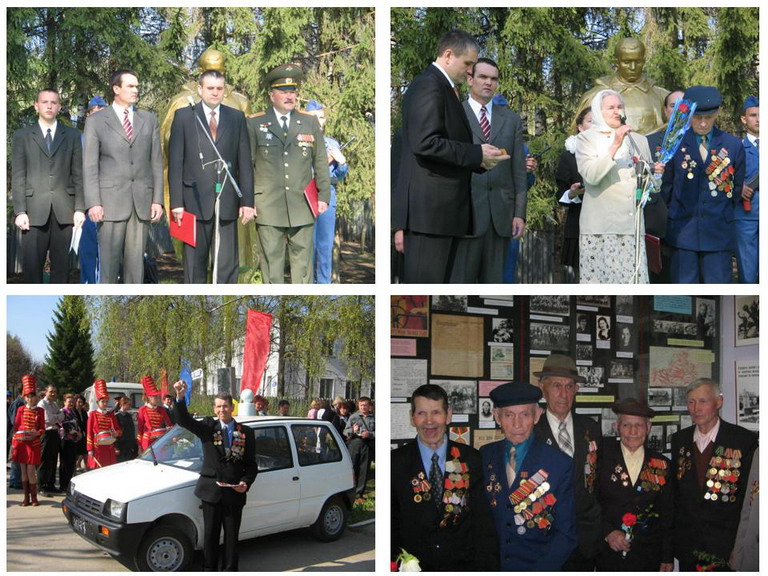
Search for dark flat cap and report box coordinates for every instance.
[533,354,585,383]
[612,398,655,418]
[490,381,542,408]
[684,85,722,114]
[265,63,303,91]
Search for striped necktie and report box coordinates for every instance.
[429,452,443,506]
[122,109,133,140]
[209,110,218,141]
[558,420,574,457]
[480,105,491,142]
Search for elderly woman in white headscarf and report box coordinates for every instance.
[575,89,664,283]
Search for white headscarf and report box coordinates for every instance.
[587,89,631,159]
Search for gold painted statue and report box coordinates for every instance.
[575,38,667,135]
[161,47,255,276]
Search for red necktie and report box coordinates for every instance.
[480,105,491,142]
[122,109,133,140]
[209,110,218,141]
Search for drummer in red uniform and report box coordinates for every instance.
[86,379,121,468]
[11,374,45,506]
[137,375,173,451]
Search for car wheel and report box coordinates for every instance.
[311,495,347,542]
[136,525,193,572]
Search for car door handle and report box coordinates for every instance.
[293,476,299,481]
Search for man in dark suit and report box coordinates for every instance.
[533,354,602,570]
[451,58,527,283]
[12,88,84,283]
[661,85,745,283]
[392,384,498,571]
[83,70,164,283]
[392,29,508,283]
[173,380,257,571]
[169,69,255,283]
[482,381,577,571]
[671,378,757,571]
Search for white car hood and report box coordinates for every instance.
[71,459,198,502]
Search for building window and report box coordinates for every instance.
[319,378,334,398]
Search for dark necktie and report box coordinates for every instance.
[281,115,288,136]
[45,128,52,152]
[123,109,133,140]
[453,86,460,100]
[429,452,443,507]
[755,138,759,149]
[209,110,218,141]
[480,105,491,142]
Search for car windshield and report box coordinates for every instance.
[139,425,203,471]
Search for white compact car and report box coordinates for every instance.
[62,417,355,571]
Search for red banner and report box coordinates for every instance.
[241,310,273,396]
[160,369,168,399]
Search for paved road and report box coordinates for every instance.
[6,487,375,571]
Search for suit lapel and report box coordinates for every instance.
[105,107,130,143]
[131,109,144,143]
[265,108,286,144]
[30,126,51,156]
[463,99,485,144]
[49,126,65,156]
[490,104,506,144]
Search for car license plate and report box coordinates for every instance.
[72,513,88,535]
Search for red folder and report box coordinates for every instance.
[169,212,197,247]
[645,234,661,275]
[304,179,319,218]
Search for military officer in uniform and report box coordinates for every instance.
[671,378,757,570]
[661,86,746,283]
[248,64,331,283]
[533,354,602,571]
[481,381,577,571]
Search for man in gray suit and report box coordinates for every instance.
[451,58,528,283]
[83,70,164,283]
[12,88,84,283]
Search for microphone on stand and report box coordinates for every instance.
[620,114,645,202]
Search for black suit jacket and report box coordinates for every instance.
[671,420,757,568]
[174,399,258,505]
[11,123,84,226]
[391,439,498,571]
[555,148,583,240]
[392,64,483,236]
[168,102,254,221]
[534,411,602,559]
[596,439,673,571]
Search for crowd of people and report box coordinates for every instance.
[393,31,759,284]
[391,355,758,571]
[11,48,349,284]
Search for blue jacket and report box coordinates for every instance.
[734,136,759,221]
[481,437,577,571]
[324,136,349,208]
[661,127,745,251]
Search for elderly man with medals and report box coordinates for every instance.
[596,399,673,571]
[481,381,577,571]
[86,379,122,469]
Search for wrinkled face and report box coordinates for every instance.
[214,398,234,423]
[541,377,576,419]
[270,88,297,115]
[467,61,499,103]
[34,90,61,123]
[358,399,371,415]
[601,94,625,129]
[198,75,226,109]
[113,73,139,108]
[692,112,718,136]
[411,395,452,450]
[617,414,650,451]
[687,385,722,430]
[615,46,645,83]
[741,106,759,137]
[664,91,685,122]
[442,47,479,85]
[495,403,541,444]
[578,111,593,133]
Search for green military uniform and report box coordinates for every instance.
[247,64,331,284]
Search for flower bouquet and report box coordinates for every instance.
[393,549,421,572]
[657,98,697,165]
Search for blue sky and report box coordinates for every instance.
[7,296,62,362]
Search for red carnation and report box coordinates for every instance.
[678,103,689,113]
[622,513,638,526]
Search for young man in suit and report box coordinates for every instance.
[168,69,255,283]
[392,29,508,283]
[660,85,746,283]
[391,384,498,571]
[248,64,330,284]
[671,378,757,571]
[451,58,527,283]
[482,381,577,571]
[12,88,84,283]
[173,380,257,571]
[83,70,165,283]
[533,354,602,570]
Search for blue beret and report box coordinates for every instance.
[305,99,324,112]
[88,95,107,108]
[743,95,759,110]
[490,381,542,408]
[684,86,722,114]
[492,93,509,107]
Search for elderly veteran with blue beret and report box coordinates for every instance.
[596,398,674,572]
[661,85,746,283]
[481,381,577,571]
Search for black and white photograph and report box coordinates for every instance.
[666,424,678,449]
[601,408,618,437]
[596,315,611,341]
[648,425,664,452]
[609,358,634,379]
[616,323,633,352]
[492,318,514,344]
[432,295,468,313]
[672,387,688,410]
[615,295,633,317]
[478,398,495,428]
[578,366,605,388]
[529,295,570,316]
[577,296,610,308]
[648,387,672,408]
[490,345,514,363]
[576,313,590,334]
[695,298,716,339]
[530,322,570,351]
[653,319,697,337]
[735,295,759,346]
[432,380,478,414]
[576,343,593,363]
[736,361,759,431]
